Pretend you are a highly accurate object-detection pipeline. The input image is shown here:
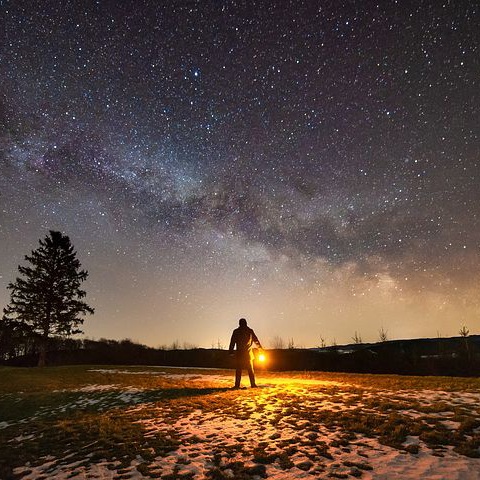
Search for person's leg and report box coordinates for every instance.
[247,358,257,387]
[235,367,242,387]
[235,354,243,387]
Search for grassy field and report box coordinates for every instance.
[1,365,480,479]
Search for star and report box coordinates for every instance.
[0,0,478,347]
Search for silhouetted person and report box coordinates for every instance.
[229,318,263,388]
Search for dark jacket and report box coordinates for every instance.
[229,325,261,359]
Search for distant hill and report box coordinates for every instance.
[3,335,480,376]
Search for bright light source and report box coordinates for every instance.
[258,353,266,362]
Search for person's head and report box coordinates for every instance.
[239,318,247,327]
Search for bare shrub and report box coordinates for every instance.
[352,331,363,344]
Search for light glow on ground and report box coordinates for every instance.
[4,367,480,479]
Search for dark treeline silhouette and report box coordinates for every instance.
[0,335,233,368]
[1,334,480,376]
[273,335,480,376]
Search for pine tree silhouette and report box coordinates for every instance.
[3,231,94,366]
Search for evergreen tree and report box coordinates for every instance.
[3,230,94,366]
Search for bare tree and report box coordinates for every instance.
[318,335,327,348]
[459,325,471,362]
[378,326,388,343]
[270,335,285,349]
[211,338,224,349]
[436,330,444,355]
[352,331,363,344]
[459,325,469,337]
[288,338,295,349]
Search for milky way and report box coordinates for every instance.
[1,1,479,347]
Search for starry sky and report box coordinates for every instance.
[1,0,479,349]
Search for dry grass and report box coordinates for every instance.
[1,366,480,478]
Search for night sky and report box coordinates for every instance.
[1,1,479,348]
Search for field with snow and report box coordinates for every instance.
[1,366,480,479]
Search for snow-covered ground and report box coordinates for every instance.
[8,368,480,479]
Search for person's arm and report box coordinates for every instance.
[228,331,236,354]
[252,330,262,350]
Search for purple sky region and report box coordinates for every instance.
[1,1,479,348]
